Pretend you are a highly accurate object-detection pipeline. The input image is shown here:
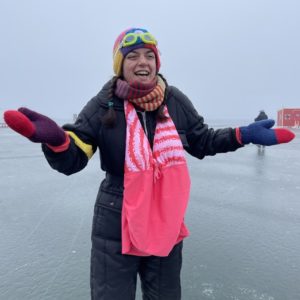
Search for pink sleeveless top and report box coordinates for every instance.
[122,101,191,256]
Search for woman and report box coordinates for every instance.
[4,27,295,300]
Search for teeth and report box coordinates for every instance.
[135,71,149,75]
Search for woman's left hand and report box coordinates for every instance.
[236,119,295,146]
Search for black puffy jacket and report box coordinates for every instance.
[41,80,243,298]
[42,80,242,179]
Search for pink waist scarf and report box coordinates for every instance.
[122,101,191,257]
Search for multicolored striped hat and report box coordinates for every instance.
[113,28,161,77]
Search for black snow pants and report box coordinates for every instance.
[90,176,183,300]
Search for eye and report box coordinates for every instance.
[147,53,155,59]
[127,54,138,60]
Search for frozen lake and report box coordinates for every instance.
[0,124,299,300]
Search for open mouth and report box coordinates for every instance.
[134,70,150,77]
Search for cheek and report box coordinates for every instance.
[149,60,157,73]
[122,62,133,80]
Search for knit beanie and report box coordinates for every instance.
[113,28,161,77]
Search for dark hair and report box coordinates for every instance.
[101,76,118,127]
[157,73,169,121]
[101,74,169,127]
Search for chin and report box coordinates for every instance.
[137,78,149,83]
[135,76,154,84]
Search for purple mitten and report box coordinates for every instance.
[4,107,66,146]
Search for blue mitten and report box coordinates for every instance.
[238,119,295,146]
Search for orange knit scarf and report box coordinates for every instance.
[115,75,166,111]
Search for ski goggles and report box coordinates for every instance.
[120,32,157,48]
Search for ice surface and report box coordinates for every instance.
[1,127,299,300]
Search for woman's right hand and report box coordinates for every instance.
[4,107,68,147]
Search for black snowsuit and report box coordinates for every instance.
[42,80,243,300]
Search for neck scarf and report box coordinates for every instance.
[122,101,191,256]
[115,75,166,111]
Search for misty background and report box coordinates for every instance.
[0,0,299,122]
[1,2,300,299]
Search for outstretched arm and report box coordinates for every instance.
[4,107,91,175]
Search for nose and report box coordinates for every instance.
[137,54,147,65]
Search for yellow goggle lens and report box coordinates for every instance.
[121,32,157,48]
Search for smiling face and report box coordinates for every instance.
[122,48,157,84]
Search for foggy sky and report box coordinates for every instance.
[1,0,299,123]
